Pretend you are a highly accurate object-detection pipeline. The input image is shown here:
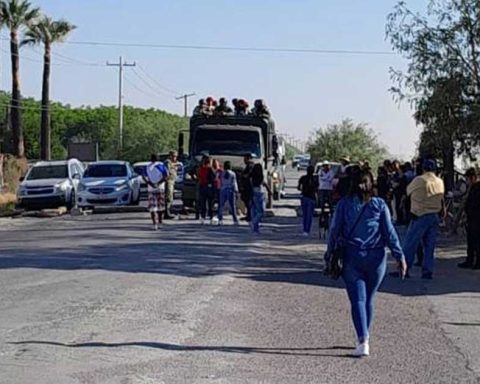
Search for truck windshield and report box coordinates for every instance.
[27,165,68,180]
[194,129,261,158]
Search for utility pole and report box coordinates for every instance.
[107,56,136,154]
[176,93,196,117]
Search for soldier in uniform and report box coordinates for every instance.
[214,97,233,115]
[164,150,179,219]
[193,99,207,115]
[251,99,271,117]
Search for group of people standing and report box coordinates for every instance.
[195,154,271,233]
[296,155,459,356]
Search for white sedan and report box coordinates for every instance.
[77,161,141,209]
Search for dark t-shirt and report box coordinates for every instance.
[299,175,318,199]
[466,182,480,222]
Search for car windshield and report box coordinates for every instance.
[27,165,68,180]
[194,128,261,158]
[84,164,127,178]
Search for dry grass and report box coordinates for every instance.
[1,155,28,194]
[0,193,16,206]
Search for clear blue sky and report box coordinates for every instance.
[1,0,425,159]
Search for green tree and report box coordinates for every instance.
[0,0,40,158]
[22,16,76,161]
[307,119,388,168]
[386,0,480,190]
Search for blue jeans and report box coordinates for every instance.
[251,191,265,232]
[301,197,315,234]
[199,186,214,220]
[402,213,440,274]
[342,247,387,343]
[218,188,238,222]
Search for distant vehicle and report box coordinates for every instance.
[77,161,140,209]
[16,159,84,210]
[297,158,311,171]
[292,154,304,168]
[134,161,184,200]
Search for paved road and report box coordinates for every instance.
[0,168,479,383]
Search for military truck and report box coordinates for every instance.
[179,111,280,209]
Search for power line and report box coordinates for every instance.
[3,37,397,56]
[123,74,164,100]
[137,65,180,95]
[130,67,172,98]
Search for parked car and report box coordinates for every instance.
[16,159,84,210]
[77,161,140,209]
[133,161,184,201]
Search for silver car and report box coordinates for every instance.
[77,161,141,208]
[17,159,84,210]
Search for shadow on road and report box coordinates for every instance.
[0,212,478,298]
[8,340,356,358]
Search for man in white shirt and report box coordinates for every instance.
[318,161,335,212]
[143,154,169,230]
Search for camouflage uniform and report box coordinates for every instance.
[164,157,179,217]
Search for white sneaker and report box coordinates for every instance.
[353,342,370,357]
[200,219,205,225]
[153,224,158,231]
[302,232,309,237]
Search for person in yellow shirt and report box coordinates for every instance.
[402,159,445,279]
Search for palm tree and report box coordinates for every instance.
[23,17,76,160]
[0,0,39,158]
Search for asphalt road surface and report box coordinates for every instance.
[0,168,479,384]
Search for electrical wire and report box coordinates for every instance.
[137,65,180,95]
[130,67,174,98]
[0,36,397,56]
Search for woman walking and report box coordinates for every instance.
[217,161,239,225]
[327,168,406,357]
[250,163,271,233]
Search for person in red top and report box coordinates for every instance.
[197,156,216,224]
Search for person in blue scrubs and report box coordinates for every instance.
[327,167,407,357]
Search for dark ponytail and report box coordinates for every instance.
[223,161,231,180]
[348,167,374,200]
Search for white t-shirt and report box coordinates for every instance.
[319,169,335,190]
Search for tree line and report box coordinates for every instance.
[0,92,187,163]
[387,0,480,191]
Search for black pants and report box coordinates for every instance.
[466,221,480,267]
[242,193,252,221]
